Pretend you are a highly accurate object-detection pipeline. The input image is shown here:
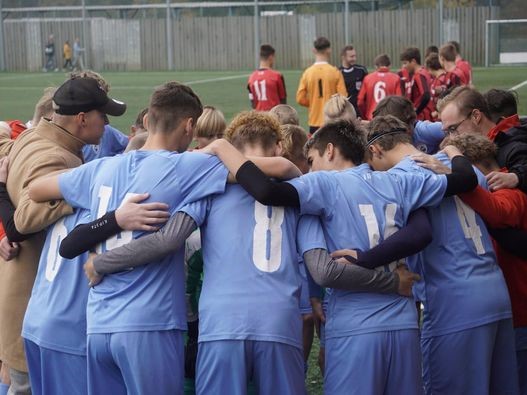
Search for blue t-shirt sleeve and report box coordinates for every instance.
[178,153,228,204]
[58,160,100,209]
[105,125,129,155]
[297,215,327,255]
[179,198,209,227]
[286,172,336,216]
[389,158,447,211]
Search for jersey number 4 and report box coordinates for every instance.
[454,197,485,254]
[253,202,284,272]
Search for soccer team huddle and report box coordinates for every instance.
[0,34,525,395]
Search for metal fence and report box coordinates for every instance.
[1,3,498,72]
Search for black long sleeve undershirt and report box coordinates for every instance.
[235,155,478,208]
[59,211,121,259]
[0,183,33,242]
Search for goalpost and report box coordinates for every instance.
[485,19,527,67]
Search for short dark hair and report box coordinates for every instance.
[400,47,421,64]
[425,45,439,57]
[260,44,275,60]
[438,86,491,119]
[373,95,416,127]
[439,44,456,62]
[148,81,203,133]
[367,115,412,151]
[306,120,366,166]
[374,53,391,68]
[340,45,354,56]
[483,89,518,124]
[448,41,460,54]
[425,53,442,71]
[314,37,331,52]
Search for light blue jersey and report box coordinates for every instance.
[413,120,444,154]
[58,150,228,334]
[287,162,447,339]
[82,124,128,162]
[407,154,512,338]
[181,186,326,349]
[22,209,91,355]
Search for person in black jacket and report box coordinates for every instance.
[438,86,527,193]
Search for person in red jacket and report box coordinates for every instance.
[247,44,286,111]
[400,47,434,121]
[432,133,527,395]
[357,54,401,120]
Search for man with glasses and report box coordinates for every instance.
[438,86,527,193]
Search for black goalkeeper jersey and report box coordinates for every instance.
[339,65,368,116]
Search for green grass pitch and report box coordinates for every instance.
[1,67,526,395]
[1,67,526,135]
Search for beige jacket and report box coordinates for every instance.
[0,118,84,371]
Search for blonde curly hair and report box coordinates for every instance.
[226,111,282,151]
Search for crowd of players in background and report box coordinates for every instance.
[0,34,525,395]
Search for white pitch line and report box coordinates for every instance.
[509,79,527,91]
[0,73,250,90]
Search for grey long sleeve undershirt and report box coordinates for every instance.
[303,249,399,294]
[93,211,399,295]
[93,211,197,274]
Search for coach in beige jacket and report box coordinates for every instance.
[0,77,125,393]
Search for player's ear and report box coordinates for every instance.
[369,143,382,158]
[471,109,481,124]
[184,117,194,135]
[275,140,283,156]
[325,143,335,161]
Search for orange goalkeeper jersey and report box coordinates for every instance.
[296,62,347,128]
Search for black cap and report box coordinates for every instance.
[53,77,126,117]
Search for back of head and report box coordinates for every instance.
[448,41,460,55]
[33,86,57,125]
[438,86,490,119]
[307,120,366,165]
[374,53,391,68]
[425,45,439,57]
[70,70,109,92]
[483,89,518,124]
[373,95,416,127]
[440,133,497,169]
[280,124,307,164]
[195,105,226,138]
[269,104,299,126]
[367,115,412,152]
[400,47,421,64]
[225,111,282,151]
[425,53,442,71]
[439,43,456,62]
[323,94,357,123]
[148,81,203,133]
[314,37,331,52]
[260,44,275,60]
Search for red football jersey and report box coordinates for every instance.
[456,58,472,85]
[398,68,412,97]
[410,67,434,121]
[358,67,402,120]
[247,68,286,111]
[451,66,469,86]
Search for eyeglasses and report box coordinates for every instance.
[442,112,472,135]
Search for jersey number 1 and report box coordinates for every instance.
[95,185,138,254]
